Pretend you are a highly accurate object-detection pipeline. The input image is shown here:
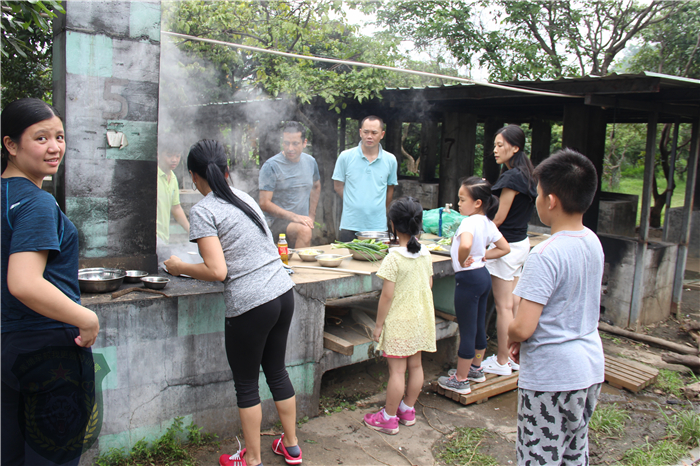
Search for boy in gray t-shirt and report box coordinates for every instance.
[509,149,604,466]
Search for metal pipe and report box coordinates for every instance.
[161,31,580,99]
[672,116,700,318]
[629,111,658,330]
[662,118,680,242]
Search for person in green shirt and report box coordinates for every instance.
[157,148,190,246]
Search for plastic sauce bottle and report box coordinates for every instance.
[278,233,289,265]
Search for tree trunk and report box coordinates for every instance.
[662,352,700,373]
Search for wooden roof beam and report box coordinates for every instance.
[585,94,699,118]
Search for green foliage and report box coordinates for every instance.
[0,1,62,106]
[620,2,700,79]
[619,439,686,466]
[435,427,499,466]
[589,403,630,438]
[655,369,685,398]
[661,406,700,448]
[94,417,218,466]
[161,0,455,112]
[373,0,681,81]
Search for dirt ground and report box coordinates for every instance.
[192,287,700,466]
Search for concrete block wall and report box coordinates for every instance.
[600,234,678,327]
[53,0,161,272]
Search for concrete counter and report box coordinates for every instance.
[82,245,457,464]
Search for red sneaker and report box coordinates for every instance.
[272,434,303,464]
[219,447,247,466]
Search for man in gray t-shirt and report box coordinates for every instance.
[259,122,321,248]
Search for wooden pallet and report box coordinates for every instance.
[431,372,519,405]
[604,354,658,393]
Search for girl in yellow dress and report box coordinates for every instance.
[364,197,436,435]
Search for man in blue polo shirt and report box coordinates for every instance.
[332,115,398,242]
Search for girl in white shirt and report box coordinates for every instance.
[438,177,510,395]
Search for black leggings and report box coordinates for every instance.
[225,288,295,408]
[454,268,492,360]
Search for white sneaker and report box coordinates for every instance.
[481,355,512,376]
[509,357,520,371]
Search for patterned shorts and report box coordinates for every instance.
[517,384,602,466]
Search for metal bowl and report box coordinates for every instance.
[355,231,390,243]
[295,249,325,262]
[315,254,348,268]
[141,276,170,290]
[350,249,386,261]
[78,268,126,293]
[124,270,149,283]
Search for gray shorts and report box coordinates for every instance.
[517,383,601,466]
[268,218,292,244]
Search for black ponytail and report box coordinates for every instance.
[387,197,423,254]
[187,139,266,234]
[460,176,500,220]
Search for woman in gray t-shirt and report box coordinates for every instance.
[164,140,301,466]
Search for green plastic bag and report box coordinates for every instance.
[422,208,466,237]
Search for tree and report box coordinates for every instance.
[1,1,63,106]
[372,0,682,81]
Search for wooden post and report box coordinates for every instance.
[562,105,607,233]
[530,118,552,167]
[385,118,403,169]
[483,118,503,184]
[419,120,439,182]
[439,113,477,207]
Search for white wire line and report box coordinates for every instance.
[161,31,580,99]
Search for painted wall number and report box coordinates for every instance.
[103,78,129,119]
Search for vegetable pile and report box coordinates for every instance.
[332,239,388,262]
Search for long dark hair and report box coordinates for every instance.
[495,125,535,189]
[187,139,266,233]
[1,98,62,173]
[460,176,500,220]
[387,197,423,254]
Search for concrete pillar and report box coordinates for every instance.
[530,118,552,167]
[439,112,477,207]
[419,120,439,182]
[53,0,161,272]
[482,117,503,184]
[562,105,607,232]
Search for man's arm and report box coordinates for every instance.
[171,204,190,233]
[333,180,344,199]
[309,180,321,221]
[259,190,314,228]
[386,185,395,210]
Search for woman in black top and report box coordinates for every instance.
[481,125,537,376]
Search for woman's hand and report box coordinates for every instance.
[164,255,184,276]
[373,324,383,342]
[74,309,100,347]
[462,256,475,268]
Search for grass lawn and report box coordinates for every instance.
[604,176,689,226]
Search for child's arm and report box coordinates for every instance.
[484,237,510,260]
[374,279,395,342]
[457,232,473,265]
[508,299,544,343]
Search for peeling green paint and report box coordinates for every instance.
[105,121,158,161]
[92,346,118,391]
[129,1,161,41]
[66,32,112,77]
[322,275,377,299]
[177,295,225,336]
[66,197,109,257]
[97,414,193,453]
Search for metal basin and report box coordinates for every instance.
[355,231,390,243]
[141,276,170,290]
[350,249,386,261]
[295,249,325,262]
[315,254,348,268]
[78,268,126,293]
[124,270,149,283]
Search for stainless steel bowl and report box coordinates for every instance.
[355,231,390,243]
[295,249,325,262]
[78,268,126,293]
[141,276,170,290]
[350,249,386,261]
[124,270,149,283]
[315,254,348,268]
